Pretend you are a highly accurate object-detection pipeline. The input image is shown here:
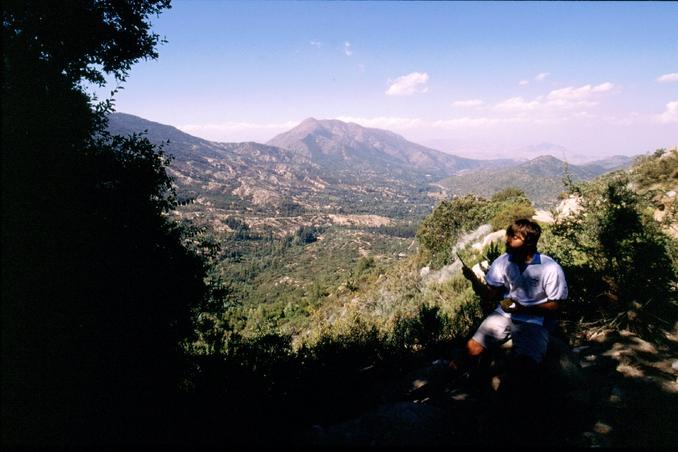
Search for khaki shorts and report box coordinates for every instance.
[471,311,550,363]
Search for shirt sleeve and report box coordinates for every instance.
[544,263,568,300]
[484,256,507,288]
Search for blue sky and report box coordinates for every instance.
[97,1,678,162]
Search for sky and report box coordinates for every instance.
[95,1,678,163]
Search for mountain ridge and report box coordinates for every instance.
[266,117,507,177]
[439,152,633,207]
[106,112,635,215]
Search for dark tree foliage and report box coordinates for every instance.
[544,175,677,337]
[295,225,321,244]
[2,1,211,445]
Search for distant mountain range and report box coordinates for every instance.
[107,113,635,219]
[439,154,634,206]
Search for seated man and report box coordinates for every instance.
[452,219,568,381]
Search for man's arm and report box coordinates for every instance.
[461,266,503,302]
[503,299,563,316]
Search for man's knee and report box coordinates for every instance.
[466,338,485,356]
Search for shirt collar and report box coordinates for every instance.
[508,252,541,265]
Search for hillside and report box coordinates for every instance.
[183,149,677,447]
[107,113,454,225]
[262,150,677,447]
[107,113,632,227]
[267,117,508,178]
[439,154,634,207]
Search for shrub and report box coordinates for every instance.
[490,202,535,231]
[542,174,678,337]
[416,195,492,267]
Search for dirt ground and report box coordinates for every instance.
[301,323,678,447]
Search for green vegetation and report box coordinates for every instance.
[416,188,534,268]
[439,155,602,207]
[542,152,678,338]
[631,148,678,188]
[489,188,537,230]
[181,152,676,445]
[184,223,413,340]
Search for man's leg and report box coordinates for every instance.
[449,312,511,373]
[501,320,550,445]
[449,338,485,372]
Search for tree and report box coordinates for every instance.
[2,1,212,445]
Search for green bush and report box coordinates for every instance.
[416,195,492,267]
[490,202,535,231]
[542,174,677,337]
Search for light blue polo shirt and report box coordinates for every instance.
[485,252,568,326]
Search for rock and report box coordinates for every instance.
[379,359,453,403]
[543,335,588,390]
[307,401,456,446]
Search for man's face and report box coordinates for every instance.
[505,230,529,260]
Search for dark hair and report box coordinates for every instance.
[506,219,541,252]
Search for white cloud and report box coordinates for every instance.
[494,96,542,112]
[547,82,614,101]
[592,82,614,92]
[335,116,424,129]
[432,116,538,129]
[535,72,551,81]
[344,41,353,56]
[519,80,529,86]
[542,82,615,109]
[485,81,617,124]
[657,100,678,124]
[451,99,484,108]
[385,72,430,96]
[309,40,323,48]
[657,73,678,83]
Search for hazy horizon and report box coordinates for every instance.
[95,1,678,163]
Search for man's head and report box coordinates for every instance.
[505,219,541,261]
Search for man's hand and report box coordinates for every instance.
[461,264,503,309]
[500,298,520,313]
[501,299,561,316]
[461,265,477,282]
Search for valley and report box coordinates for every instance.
[108,112,638,336]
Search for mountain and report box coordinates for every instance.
[438,154,629,207]
[267,118,507,178]
[582,155,635,172]
[107,113,326,211]
[511,142,571,161]
[106,113,629,226]
[106,113,458,225]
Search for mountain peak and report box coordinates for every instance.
[300,117,320,125]
[266,117,481,176]
[530,154,562,163]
